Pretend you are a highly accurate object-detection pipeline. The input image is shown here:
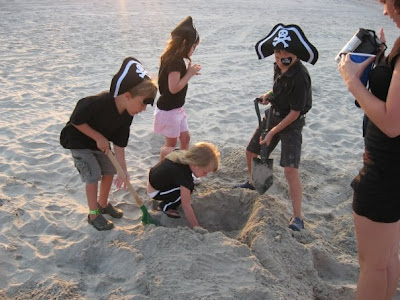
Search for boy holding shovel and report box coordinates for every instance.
[235,24,318,231]
[60,57,157,231]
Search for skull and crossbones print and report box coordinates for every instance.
[135,63,148,79]
[272,29,291,48]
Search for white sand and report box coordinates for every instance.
[1,0,399,298]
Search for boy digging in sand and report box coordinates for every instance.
[60,57,157,231]
[235,24,318,231]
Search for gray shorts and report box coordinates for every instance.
[246,109,305,168]
[70,149,116,184]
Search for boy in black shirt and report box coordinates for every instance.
[236,24,318,231]
[60,57,157,230]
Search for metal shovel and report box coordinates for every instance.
[251,98,274,194]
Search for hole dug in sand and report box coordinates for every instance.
[193,189,256,233]
[153,188,257,234]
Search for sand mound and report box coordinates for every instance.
[1,0,399,298]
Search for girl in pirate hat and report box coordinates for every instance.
[153,16,201,168]
[60,57,157,231]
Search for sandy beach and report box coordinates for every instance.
[1,0,399,298]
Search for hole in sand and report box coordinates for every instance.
[152,188,257,236]
[193,189,255,233]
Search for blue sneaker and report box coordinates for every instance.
[233,181,255,190]
[288,217,304,231]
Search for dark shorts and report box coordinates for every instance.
[70,149,116,184]
[246,109,305,168]
[151,187,182,211]
[352,167,400,223]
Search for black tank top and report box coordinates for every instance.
[363,56,400,176]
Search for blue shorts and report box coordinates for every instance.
[70,149,116,184]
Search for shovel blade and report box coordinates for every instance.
[251,157,273,194]
[140,205,159,226]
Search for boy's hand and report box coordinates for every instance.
[96,135,110,154]
[260,130,274,146]
[258,93,270,105]
[114,173,130,190]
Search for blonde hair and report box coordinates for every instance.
[128,79,158,99]
[166,142,220,172]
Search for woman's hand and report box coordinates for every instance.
[338,53,375,90]
[379,27,386,44]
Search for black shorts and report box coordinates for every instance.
[352,168,400,223]
[246,109,305,168]
[152,187,182,211]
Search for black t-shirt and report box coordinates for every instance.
[156,57,188,111]
[60,92,133,150]
[270,60,312,117]
[149,158,194,193]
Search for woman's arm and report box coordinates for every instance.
[180,185,200,228]
[72,123,109,153]
[340,55,400,137]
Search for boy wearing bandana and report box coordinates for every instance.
[236,24,318,231]
[60,57,157,231]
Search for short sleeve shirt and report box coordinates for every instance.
[149,158,195,192]
[270,60,312,116]
[60,92,133,150]
[156,57,188,111]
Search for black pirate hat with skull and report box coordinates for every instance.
[255,24,318,65]
[171,16,199,44]
[110,57,151,97]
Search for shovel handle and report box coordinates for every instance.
[107,151,144,207]
[254,99,272,163]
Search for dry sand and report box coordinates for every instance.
[1,0,399,299]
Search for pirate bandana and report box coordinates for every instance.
[171,16,199,44]
[110,57,151,97]
[255,24,319,65]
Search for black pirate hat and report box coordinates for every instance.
[110,57,151,97]
[171,16,199,44]
[255,24,318,65]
